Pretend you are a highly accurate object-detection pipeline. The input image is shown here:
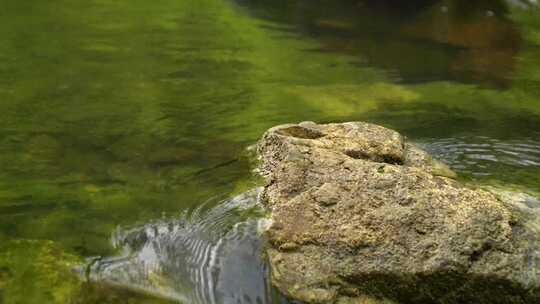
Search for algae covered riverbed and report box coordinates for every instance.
[0,0,540,303]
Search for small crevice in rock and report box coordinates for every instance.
[344,149,371,160]
[276,126,325,139]
[344,149,403,165]
[470,243,492,264]
[382,155,403,165]
[414,227,427,235]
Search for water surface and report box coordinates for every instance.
[1,0,540,303]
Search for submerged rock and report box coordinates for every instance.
[257,121,540,304]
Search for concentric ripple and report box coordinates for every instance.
[86,188,284,304]
[417,136,540,177]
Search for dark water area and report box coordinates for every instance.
[0,0,539,303]
[234,0,522,87]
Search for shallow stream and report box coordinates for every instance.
[1,0,540,303]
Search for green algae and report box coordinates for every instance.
[0,239,179,304]
[0,240,81,304]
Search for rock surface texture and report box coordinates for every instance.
[257,121,540,304]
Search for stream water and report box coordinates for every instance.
[1,0,540,303]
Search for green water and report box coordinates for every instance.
[0,0,540,302]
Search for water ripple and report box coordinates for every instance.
[418,136,540,176]
[87,188,281,304]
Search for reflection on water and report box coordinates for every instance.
[420,136,540,175]
[88,189,285,304]
[235,0,522,87]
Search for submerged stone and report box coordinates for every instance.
[257,121,540,304]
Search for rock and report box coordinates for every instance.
[257,121,540,304]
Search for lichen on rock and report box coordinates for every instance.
[257,121,540,304]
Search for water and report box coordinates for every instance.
[0,0,539,303]
[87,189,278,304]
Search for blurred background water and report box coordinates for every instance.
[0,0,540,303]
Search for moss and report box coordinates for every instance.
[288,83,419,118]
[338,272,537,304]
[0,240,82,304]
[0,240,179,304]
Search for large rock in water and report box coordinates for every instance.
[257,121,540,304]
